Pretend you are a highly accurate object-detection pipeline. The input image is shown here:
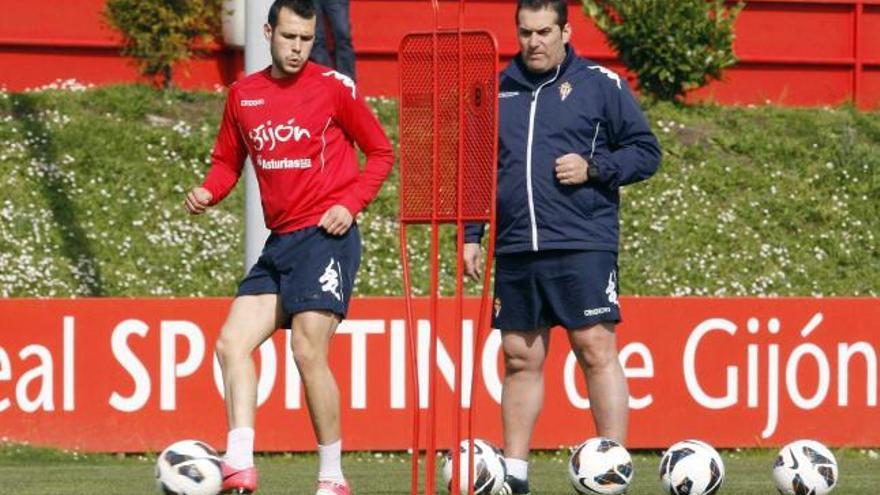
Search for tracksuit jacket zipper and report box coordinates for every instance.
[525,65,561,251]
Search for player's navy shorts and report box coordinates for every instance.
[236,225,361,325]
[492,250,621,331]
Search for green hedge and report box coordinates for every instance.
[0,85,876,297]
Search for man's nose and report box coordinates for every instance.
[528,33,541,48]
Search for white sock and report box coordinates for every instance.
[506,457,528,481]
[318,440,345,482]
[224,427,255,469]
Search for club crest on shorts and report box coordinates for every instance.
[494,297,502,317]
[606,270,619,306]
[559,81,573,101]
[320,258,342,301]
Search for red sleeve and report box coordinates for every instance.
[201,89,248,205]
[332,79,394,216]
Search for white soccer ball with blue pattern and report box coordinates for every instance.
[155,439,222,495]
[772,439,838,495]
[442,438,506,494]
[568,437,634,494]
[659,439,724,495]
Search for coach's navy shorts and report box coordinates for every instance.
[236,225,361,325]
[492,250,621,331]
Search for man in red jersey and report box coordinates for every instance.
[183,1,393,493]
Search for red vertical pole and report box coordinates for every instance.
[426,6,441,494]
[854,0,863,108]
[401,224,421,495]
[454,3,470,495]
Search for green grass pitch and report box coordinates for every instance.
[1,443,878,494]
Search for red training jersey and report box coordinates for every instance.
[201,62,394,234]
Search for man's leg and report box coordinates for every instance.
[567,322,629,444]
[323,0,355,80]
[310,1,332,67]
[501,328,550,489]
[215,294,283,493]
[290,310,347,486]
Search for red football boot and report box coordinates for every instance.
[221,462,258,494]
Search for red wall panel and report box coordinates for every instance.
[694,64,855,106]
[733,2,854,62]
[863,68,880,108]
[0,0,117,44]
[863,5,880,61]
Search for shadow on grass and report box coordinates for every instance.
[11,93,104,296]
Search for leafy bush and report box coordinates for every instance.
[104,0,223,88]
[582,0,743,102]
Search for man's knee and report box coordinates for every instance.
[571,324,618,370]
[504,347,545,374]
[215,330,247,365]
[290,331,328,374]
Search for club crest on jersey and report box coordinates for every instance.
[322,70,356,99]
[249,118,311,151]
[559,81,572,101]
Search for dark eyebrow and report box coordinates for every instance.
[518,26,554,35]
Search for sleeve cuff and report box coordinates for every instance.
[464,223,485,244]
[339,195,363,217]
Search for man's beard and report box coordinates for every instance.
[271,49,303,76]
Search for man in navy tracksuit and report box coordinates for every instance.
[464,1,661,493]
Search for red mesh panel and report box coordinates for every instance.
[398,31,498,223]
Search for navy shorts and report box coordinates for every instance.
[236,225,361,325]
[492,250,621,331]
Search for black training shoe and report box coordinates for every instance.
[500,475,530,495]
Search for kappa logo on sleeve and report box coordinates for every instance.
[588,65,622,90]
[322,70,357,99]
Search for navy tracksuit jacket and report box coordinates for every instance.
[466,45,661,253]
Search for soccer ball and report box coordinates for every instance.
[155,439,223,495]
[659,439,724,495]
[442,438,506,494]
[772,439,838,495]
[568,437,633,495]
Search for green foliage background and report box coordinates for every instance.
[582,0,742,101]
[104,0,223,88]
[0,85,877,298]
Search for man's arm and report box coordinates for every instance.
[197,90,248,208]
[333,82,394,216]
[590,78,661,189]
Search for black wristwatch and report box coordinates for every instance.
[587,162,600,181]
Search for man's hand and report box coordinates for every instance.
[555,153,589,185]
[184,187,213,215]
[319,205,354,236]
[463,242,483,282]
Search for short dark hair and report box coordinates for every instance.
[268,0,316,28]
[515,0,568,28]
